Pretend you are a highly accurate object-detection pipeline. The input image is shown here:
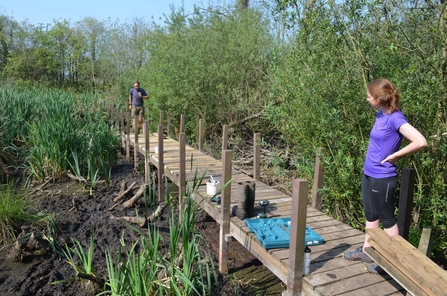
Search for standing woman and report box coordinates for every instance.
[343,79,427,274]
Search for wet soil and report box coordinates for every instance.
[0,155,285,296]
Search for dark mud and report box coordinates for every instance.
[0,155,284,296]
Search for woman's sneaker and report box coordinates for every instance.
[342,246,374,263]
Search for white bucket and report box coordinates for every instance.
[206,182,219,195]
[154,146,158,154]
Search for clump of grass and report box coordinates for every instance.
[0,182,36,245]
[101,173,219,295]
[62,231,96,281]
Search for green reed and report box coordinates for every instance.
[0,86,120,183]
[101,173,218,295]
[0,182,36,244]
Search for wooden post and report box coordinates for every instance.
[167,112,171,138]
[144,120,150,185]
[222,124,228,152]
[199,119,204,152]
[311,148,324,210]
[219,150,232,275]
[283,179,308,296]
[134,116,139,170]
[157,124,165,201]
[397,168,415,240]
[120,111,124,135]
[180,114,185,133]
[253,133,261,180]
[115,107,119,130]
[179,132,186,221]
[159,110,163,125]
[418,227,433,257]
[126,111,130,162]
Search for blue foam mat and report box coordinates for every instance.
[244,217,324,249]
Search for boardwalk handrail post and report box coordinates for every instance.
[219,149,232,275]
[311,147,324,210]
[222,124,228,152]
[159,110,163,125]
[397,168,415,240]
[179,132,186,219]
[144,120,150,185]
[253,133,261,180]
[167,112,171,138]
[126,111,131,162]
[120,111,124,135]
[199,119,204,152]
[158,124,165,201]
[180,114,185,133]
[134,116,139,170]
[283,179,308,296]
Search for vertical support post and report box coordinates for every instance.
[144,120,150,185]
[219,150,232,275]
[397,168,415,240]
[284,179,308,296]
[159,110,163,125]
[311,147,324,210]
[115,107,119,130]
[180,114,185,133]
[253,133,261,181]
[134,116,139,170]
[120,111,124,135]
[157,124,165,202]
[167,112,171,138]
[222,124,228,152]
[126,111,131,162]
[199,119,204,152]
[179,132,186,221]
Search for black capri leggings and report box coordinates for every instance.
[361,174,397,229]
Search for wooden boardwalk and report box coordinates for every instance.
[124,131,406,295]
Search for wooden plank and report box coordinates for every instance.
[364,247,428,296]
[315,271,394,296]
[366,228,447,295]
[340,277,405,296]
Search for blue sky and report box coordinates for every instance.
[1,0,201,25]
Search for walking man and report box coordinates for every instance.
[129,81,149,132]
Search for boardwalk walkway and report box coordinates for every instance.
[124,131,405,295]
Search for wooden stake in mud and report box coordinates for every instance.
[311,147,324,210]
[283,179,308,296]
[253,133,261,181]
[120,111,124,135]
[115,107,119,130]
[158,124,165,201]
[179,133,186,199]
[222,124,228,151]
[134,116,139,171]
[126,111,131,162]
[199,119,204,152]
[219,149,232,275]
[144,120,150,185]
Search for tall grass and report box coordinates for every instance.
[0,87,120,183]
[0,182,36,244]
[101,176,218,295]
